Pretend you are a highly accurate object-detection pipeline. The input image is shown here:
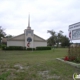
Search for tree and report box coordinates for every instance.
[47,30,70,47]
[47,36,55,46]
[56,30,63,47]
[6,35,13,38]
[0,26,6,45]
[61,36,70,47]
[47,30,56,46]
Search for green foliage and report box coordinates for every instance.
[2,46,51,51]
[0,44,6,49]
[0,45,1,48]
[47,30,70,47]
[36,46,51,50]
[2,46,26,50]
[0,26,6,46]
[47,30,56,46]
[27,48,35,51]
[68,46,80,63]
[0,71,10,80]
[61,36,70,47]
[5,35,13,38]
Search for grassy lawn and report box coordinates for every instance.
[0,48,80,80]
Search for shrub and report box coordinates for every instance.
[64,56,75,61]
[0,45,1,48]
[2,46,51,51]
[2,46,26,50]
[27,48,35,51]
[0,71,10,80]
[68,46,80,63]
[64,56,69,61]
[0,44,6,49]
[36,46,51,50]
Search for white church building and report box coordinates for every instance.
[7,16,47,48]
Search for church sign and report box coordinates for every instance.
[69,22,80,40]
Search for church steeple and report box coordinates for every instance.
[27,14,31,29]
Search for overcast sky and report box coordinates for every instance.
[0,0,80,41]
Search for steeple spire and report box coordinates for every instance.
[27,14,31,29]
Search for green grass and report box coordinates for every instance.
[0,48,80,80]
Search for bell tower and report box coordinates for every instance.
[24,14,34,48]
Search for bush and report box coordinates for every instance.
[68,46,80,63]
[27,48,35,51]
[2,46,51,51]
[36,46,51,50]
[0,44,6,49]
[2,46,26,50]
[0,45,1,48]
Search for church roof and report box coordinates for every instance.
[6,33,47,42]
[7,34,24,41]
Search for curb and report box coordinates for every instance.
[56,58,80,68]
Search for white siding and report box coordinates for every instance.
[7,41,25,47]
[33,42,47,48]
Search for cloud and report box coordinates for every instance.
[0,0,80,42]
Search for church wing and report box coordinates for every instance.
[7,34,25,41]
[34,34,47,42]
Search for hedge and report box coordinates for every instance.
[2,46,51,51]
[36,46,51,50]
[2,46,26,50]
[0,45,6,48]
[27,48,35,51]
[2,46,36,51]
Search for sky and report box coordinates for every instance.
[0,0,80,42]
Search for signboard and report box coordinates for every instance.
[69,22,80,40]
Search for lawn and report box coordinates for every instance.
[0,48,80,80]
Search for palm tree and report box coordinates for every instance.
[47,30,64,47]
[57,30,63,47]
[47,30,56,46]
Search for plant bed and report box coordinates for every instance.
[68,46,80,63]
[56,58,80,68]
[64,56,80,63]
[58,46,80,68]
